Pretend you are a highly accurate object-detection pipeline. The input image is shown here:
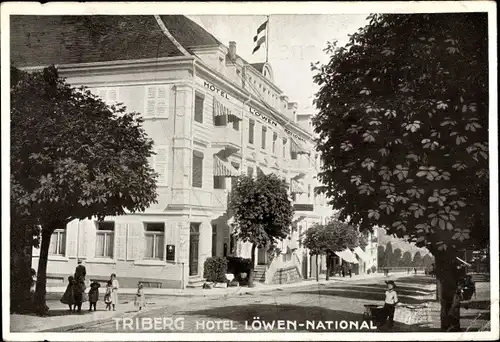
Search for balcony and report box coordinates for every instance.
[170,188,212,208]
[293,203,314,212]
[212,189,229,209]
[212,126,241,152]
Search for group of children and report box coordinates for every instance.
[62,277,145,312]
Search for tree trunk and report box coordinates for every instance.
[435,251,461,331]
[248,243,257,287]
[315,254,319,282]
[34,228,54,315]
[10,225,33,313]
[325,253,330,281]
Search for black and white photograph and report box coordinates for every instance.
[2,2,498,341]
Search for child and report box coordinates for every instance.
[88,281,101,311]
[383,280,398,330]
[134,283,145,311]
[104,280,113,311]
[61,276,76,311]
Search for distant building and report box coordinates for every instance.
[12,15,335,288]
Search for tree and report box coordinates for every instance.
[312,13,488,331]
[393,248,403,267]
[402,251,413,267]
[303,220,359,281]
[413,251,423,268]
[423,254,435,268]
[384,242,393,268]
[377,245,385,269]
[11,66,158,314]
[229,173,294,286]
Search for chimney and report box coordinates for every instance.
[228,41,237,61]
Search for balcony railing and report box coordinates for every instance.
[212,126,241,150]
[212,189,229,209]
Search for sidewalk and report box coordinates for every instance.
[44,271,399,297]
[11,272,400,332]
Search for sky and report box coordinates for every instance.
[188,14,369,113]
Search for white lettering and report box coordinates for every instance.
[349,321,359,330]
[196,320,205,330]
[143,317,153,330]
[123,318,133,331]
[306,320,315,329]
[339,320,348,329]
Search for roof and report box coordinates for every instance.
[10,15,221,67]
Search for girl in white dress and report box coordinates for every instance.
[110,273,119,311]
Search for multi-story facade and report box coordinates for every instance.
[12,15,337,288]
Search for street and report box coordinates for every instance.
[40,275,490,333]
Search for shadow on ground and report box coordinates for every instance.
[293,288,428,305]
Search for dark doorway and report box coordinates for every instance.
[189,223,200,276]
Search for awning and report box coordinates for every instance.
[257,166,272,176]
[335,249,359,264]
[290,138,309,155]
[213,156,240,177]
[354,246,370,263]
[290,179,306,193]
[213,99,241,121]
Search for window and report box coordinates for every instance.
[192,151,204,188]
[49,228,66,255]
[214,113,227,126]
[308,184,311,199]
[232,119,240,131]
[194,93,204,123]
[95,221,114,258]
[261,126,267,150]
[249,119,255,144]
[272,132,278,154]
[144,223,164,260]
[214,176,225,189]
[283,138,287,158]
[291,151,298,160]
[247,166,254,178]
[212,225,217,257]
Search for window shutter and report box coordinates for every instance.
[194,94,204,123]
[66,220,79,258]
[156,87,167,117]
[115,222,128,260]
[155,148,168,186]
[261,126,267,149]
[192,151,203,188]
[249,120,254,144]
[77,220,90,258]
[146,87,157,117]
[107,88,118,104]
[127,222,145,261]
[97,89,107,102]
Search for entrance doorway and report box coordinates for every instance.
[189,223,200,276]
[258,245,268,265]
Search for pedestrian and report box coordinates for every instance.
[88,281,101,311]
[414,267,417,275]
[104,280,113,311]
[109,273,119,311]
[30,268,37,295]
[383,280,398,330]
[341,266,345,277]
[348,267,352,278]
[134,283,146,311]
[60,276,76,312]
[407,268,410,275]
[74,259,87,284]
[73,276,86,312]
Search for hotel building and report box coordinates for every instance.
[12,15,371,288]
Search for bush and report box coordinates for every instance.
[370,266,377,274]
[203,257,228,283]
[367,269,371,274]
[226,256,252,283]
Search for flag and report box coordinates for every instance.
[252,19,268,54]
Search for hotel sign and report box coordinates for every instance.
[294,204,314,211]
[201,79,309,143]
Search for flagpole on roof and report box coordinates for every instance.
[265,15,270,63]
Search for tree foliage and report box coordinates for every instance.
[302,220,360,256]
[11,66,158,313]
[312,13,489,254]
[413,251,423,267]
[229,174,294,250]
[402,251,413,267]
